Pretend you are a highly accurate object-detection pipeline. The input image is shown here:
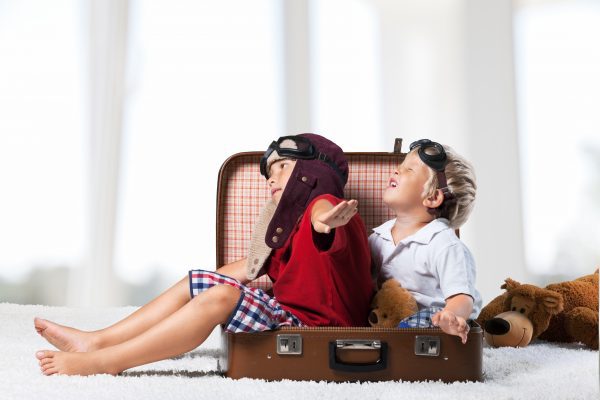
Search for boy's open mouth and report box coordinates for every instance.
[388,178,398,188]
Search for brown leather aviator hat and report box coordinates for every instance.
[246,133,349,280]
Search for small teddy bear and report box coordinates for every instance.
[369,279,418,328]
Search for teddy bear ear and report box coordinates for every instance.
[501,278,521,291]
[381,279,399,289]
[539,289,564,315]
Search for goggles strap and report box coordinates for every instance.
[436,171,449,193]
[432,170,456,220]
[316,151,348,185]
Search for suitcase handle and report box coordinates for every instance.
[329,340,388,373]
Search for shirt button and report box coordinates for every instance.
[253,258,259,265]
[301,176,308,182]
[276,227,283,234]
[250,268,256,274]
[272,236,279,243]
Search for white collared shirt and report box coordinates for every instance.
[369,218,482,319]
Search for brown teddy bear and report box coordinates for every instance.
[476,270,598,349]
[368,279,418,327]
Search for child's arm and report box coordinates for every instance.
[431,293,473,344]
[217,258,250,285]
[311,199,358,234]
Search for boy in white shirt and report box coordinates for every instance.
[369,139,482,344]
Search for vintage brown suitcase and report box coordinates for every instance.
[215,139,484,382]
[222,324,482,382]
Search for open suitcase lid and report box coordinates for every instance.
[215,139,407,284]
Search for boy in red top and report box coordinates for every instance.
[33,134,373,376]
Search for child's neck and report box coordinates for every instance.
[391,213,434,245]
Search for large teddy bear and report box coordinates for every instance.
[476,270,598,349]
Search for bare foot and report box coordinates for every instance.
[36,350,116,376]
[34,317,99,353]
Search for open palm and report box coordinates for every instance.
[312,199,359,234]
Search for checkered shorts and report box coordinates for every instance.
[397,307,443,328]
[188,270,304,333]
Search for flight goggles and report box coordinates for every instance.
[409,139,448,172]
[409,139,456,217]
[260,135,346,183]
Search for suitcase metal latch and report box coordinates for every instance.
[276,334,302,355]
[415,336,440,356]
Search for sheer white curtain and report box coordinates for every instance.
[514,0,600,276]
[0,1,86,304]
[67,0,130,307]
[0,0,131,307]
[1,0,283,306]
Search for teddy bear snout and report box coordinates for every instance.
[368,311,378,325]
[485,317,511,335]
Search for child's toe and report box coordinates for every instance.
[36,350,54,360]
[39,357,53,367]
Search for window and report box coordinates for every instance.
[0,1,85,299]
[514,0,600,275]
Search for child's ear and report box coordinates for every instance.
[422,189,444,208]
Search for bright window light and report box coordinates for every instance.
[514,0,600,275]
[0,0,85,283]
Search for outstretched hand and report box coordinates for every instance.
[432,309,470,344]
[312,199,359,234]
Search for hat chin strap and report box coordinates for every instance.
[246,199,277,280]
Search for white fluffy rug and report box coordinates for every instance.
[1,303,598,400]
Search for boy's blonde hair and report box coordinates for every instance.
[419,145,476,228]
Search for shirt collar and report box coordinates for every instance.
[372,219,396,242]
[372,218,451,245]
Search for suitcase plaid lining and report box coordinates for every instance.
[217,155,399,290]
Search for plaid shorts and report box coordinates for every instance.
[397,307,443,328]
[188,270,304,333]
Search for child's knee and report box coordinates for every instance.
[214,284,242,304]
[193,284,241,310]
